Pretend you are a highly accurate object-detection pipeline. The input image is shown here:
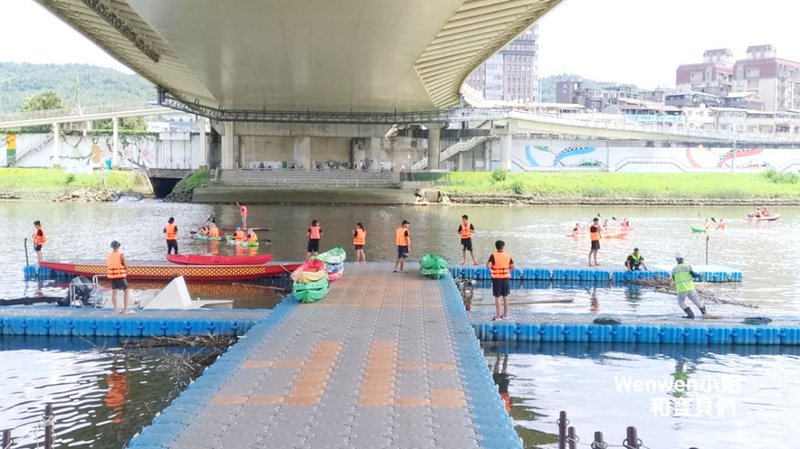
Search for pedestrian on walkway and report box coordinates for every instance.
[353,222,366,263]
[672,251,707,319]
[107,240,131,314]
[394,220,411,272]
[32,220,46,264]
[163,217,178,254]
[487,240,515,320]
[306,219,322,260]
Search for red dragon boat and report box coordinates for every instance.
[166,254,273,266]
[39,260,299,282]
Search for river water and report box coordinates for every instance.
[0,200,798,447]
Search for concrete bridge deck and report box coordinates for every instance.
[127,262,520,449]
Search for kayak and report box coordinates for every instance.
[39,260,301,282]
[226,238,259,247]
[166,254,273,265]
[291,259,330,303]
[290,259,328,283]
[191,233,223,241]
[691,227,712,233]
[315,247,347,264]
[566,230,630,239]
[419,253,450,279]
[745,214,780,221]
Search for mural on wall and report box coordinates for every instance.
[0,133,157,170]
[514,140,800,172]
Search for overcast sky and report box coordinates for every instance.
[3,0,800,89]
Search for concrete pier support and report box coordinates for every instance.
[111,117,119,169]
[293,137,311,169]
[199,116,208,169]
[499,131,512,171]
[51,122,60,168]
[368,137,381,170]
[427,124,443,170]
[221,122,235,169]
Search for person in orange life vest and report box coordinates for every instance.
[236,202,248,229]
[307,219,322,260]
[492,352,512,415]
[394,220,411,273]
[107,240,132,314]
[233,227,245,241]
[208,222,220,238]
[458,214,478,266]
[588,217,601,267]
[487,239,515,320]
[32,220,46,263]
[716,218,726,230]
[163,217,178,254]
[246,229,258,243]
[353,222,366,263]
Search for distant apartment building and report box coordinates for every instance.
[465,25,539,102]
[555,81,640,111]
[676,45,800,111]
[733,45,800,112]
[675,48,735,97]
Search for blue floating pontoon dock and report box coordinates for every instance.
[449,263,743,283]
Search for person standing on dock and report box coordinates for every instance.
[107,240,131,314]
[672,252,706,319]
[237,202,248,229]
[32,220,46,263]
[588,217,601,266]
[458,214,478,266]
[394,220,411,272]
[353,222,366,263]
[487,240,515,320]
[163,217,179,254]
[306,219,322,261]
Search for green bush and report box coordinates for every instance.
[65,173,75,184]
[762,169,798,184]
[490,169,507,183]
[509,180,525,195]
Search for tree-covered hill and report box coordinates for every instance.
[0,62,154,113]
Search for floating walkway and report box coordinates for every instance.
[127,263,521,449]
[0,308,267,337]
[471,312,800,346]
[450,263,743,282]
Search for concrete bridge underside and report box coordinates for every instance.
[36,0,562,114]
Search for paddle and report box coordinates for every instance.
[24,238,29,265]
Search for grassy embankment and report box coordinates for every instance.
[0,167,151,200]
[441,170,800,199]
[165,170,211,202]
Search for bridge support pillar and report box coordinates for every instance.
[457,151,464,171]
[499,131,512,171]
[199,116,208,169]
[368,137,381,170]
[51,122,60,168]
[221,122,235,169]
[426,124,443,170]
[111,117,119,169]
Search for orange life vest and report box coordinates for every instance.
[33,226,47,245]
[247,232,258,243]
[353,228,366,245]
[490,251,512,279]
[239,206,248,217]
[209,226,219,238]
[459,222,473,239]
[234,230,245,241]
[164,223,177,240]
[590,225,601,242]
[396,227,409,246]
[309,225,321,240]
[107,251,127,279]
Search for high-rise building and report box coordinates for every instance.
[465,25,539,102]
[733,45,800,112]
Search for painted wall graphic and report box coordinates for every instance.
[0,133,203,170]
[513,140,800,173]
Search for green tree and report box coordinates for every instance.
[19,91,69,132]
[20,91,68,112]
[93,116,148,133]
